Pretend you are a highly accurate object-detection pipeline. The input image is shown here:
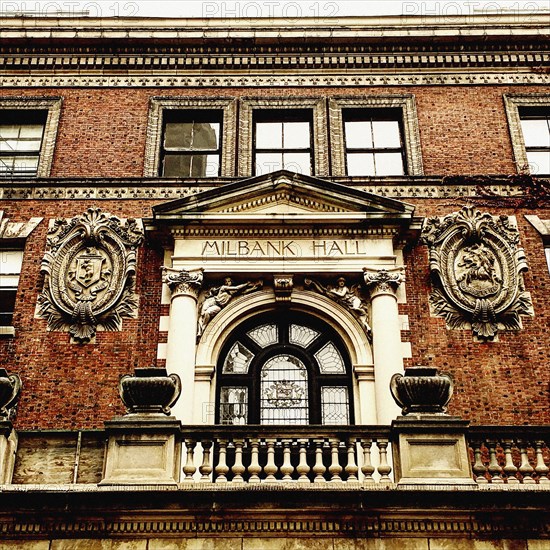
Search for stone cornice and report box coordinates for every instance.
[0,14,548,40]
[0,51,547,74]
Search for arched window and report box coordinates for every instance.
[216,312,354,425]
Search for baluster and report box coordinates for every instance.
[264,438,278,482]
[518,440,536,484]
[376,439,392,483]
[502,439,519,484]
[471,440,488,484]
[487,439,504,484]
[231,439,245,483]
[280,439,294,482]
[360,439,375,484]
[215,439,229,483]
[199,440,213,482]
[312,439,327,483]
[248,438,262,483]
[183,439,197,483]
[534,440,550,484]
[296,439,310,483]
[345,438,359,483]
[328,439,343,482]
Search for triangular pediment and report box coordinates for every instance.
[152,171,415,221]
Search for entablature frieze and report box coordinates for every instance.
[0,72,548,88]
[0,177,533,202]
[0,486,548,539]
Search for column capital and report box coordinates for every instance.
[162,267,204,301]
[363,267,405,299]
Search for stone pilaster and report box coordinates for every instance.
[364,268,405,424]
[161,267,204,423]
[0,421,17,484]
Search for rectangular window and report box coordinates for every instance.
[160,111,222,178]
[329,96,423,177]
[0,250,23,327]
[254,110,313,176]
[343,108,405,176]
[519,107,550,175]
[0,110,47,178]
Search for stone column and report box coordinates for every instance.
[364,268,405,425]
[162,267,203,423]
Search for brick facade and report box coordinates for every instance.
[0,16,548,431]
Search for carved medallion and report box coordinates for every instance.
[421,207,533,340]
[37,208,144,342]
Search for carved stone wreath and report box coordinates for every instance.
[421,207,533,341]
[37,208,144,342]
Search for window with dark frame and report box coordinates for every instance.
[519,107,550,175]
[0,110,47,178]
[160,110,222,178]
[253,110,313,176]
[217,312,353,426]
[343,107,406,176]
[0,249,23,327]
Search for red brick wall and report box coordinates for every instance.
[403,201,550,425]
[1,85,549,177]
[0,85,549,429]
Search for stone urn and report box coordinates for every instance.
[119,368,181,415]
[390,366,453,415]
[0,368,22,419]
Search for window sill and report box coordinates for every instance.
[0,326,15,337]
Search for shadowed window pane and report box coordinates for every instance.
[161,112,222,177]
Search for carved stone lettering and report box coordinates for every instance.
[37,208,144,343]
[421,207,534,340]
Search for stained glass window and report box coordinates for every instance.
[260,354,309,425]
[315,342,345,374]
[219,387,248,425]
[289,324,319,348]
[217,313,353,425]
[222,341,254,374]
[247,323,278,347]
[321,387,350,424]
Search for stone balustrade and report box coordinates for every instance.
[468,426,550,485]
[4,425,550,487]
[180,425,393,485]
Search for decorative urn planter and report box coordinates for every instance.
[390,366,453,415]
[119,368,181,415]
[0,368,22,419]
